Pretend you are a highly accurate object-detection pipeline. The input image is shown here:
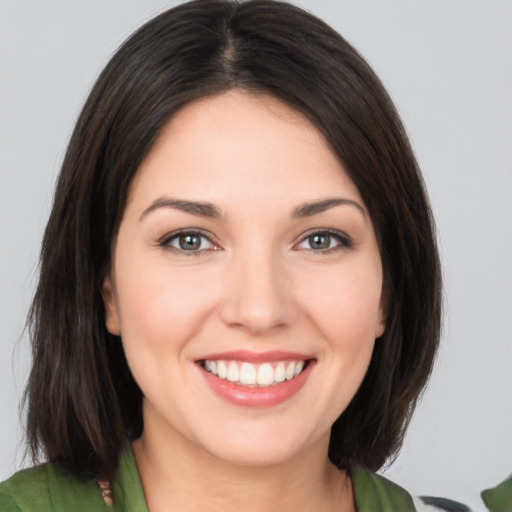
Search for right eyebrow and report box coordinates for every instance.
[292,197,367,221]
[139,197,223,221]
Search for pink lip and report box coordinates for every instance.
[196,350,313,364]
[197,358,315,408]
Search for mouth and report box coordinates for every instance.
[195,351,315,407]
[199,358,311,388]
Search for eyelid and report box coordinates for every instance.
[294,228,352,252]
[158,228,220,253]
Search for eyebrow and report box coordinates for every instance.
[140,197,222,220]
[292,198,367,219]
[140,196,366,221]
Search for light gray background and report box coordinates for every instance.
[1,1,511,510]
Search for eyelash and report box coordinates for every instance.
[158,229,352,255]
[295,229,352,254]
[158,230,218,256]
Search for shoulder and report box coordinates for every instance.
[481,473,512,512]
[0,463,108,512]
[351,467,472,512]
[351,466,417,511]
[413,496,472,512]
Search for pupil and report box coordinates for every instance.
[180,235,200,250]
[310,234,329,249]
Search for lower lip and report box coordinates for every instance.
[198,361,314,407]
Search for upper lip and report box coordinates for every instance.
[196,350,314,363]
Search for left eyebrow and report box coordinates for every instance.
[292,198,367,220]
[139,197,223,221]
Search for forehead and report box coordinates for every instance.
[126,91,364,214]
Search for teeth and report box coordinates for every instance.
[239,362,256,385]
[257,363,274,386]
[217,361,228,379]
[275,362,286,383]
[226,361,239,382]
[202,359,308,387]
[285,362,295,380]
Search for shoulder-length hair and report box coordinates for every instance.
[25,0,441,483]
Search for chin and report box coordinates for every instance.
[207,442,303,468]
[195,419,324,468]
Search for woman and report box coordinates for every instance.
[0,1,443,510]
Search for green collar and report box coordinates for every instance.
[481,474,512,512]
[350,465,416,512]
[111,448,149,512]
[113,448,415,511]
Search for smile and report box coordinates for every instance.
[201,359,307,388]
[196,352,315,407]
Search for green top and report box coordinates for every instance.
[0,448,416,511]
[481,474,512,512]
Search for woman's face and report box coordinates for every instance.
[103,91,386,466]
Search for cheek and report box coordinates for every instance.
[301,266,383,346]
[113,251,220,356]
[301,267,382,416]
[113,256,224,407]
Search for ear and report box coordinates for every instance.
[102,276,121,335]
[375,293,387,339]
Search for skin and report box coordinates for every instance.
[103,91,386,512]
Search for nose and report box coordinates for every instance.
[219,249,298,336]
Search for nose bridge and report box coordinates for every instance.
[220,242,295,335]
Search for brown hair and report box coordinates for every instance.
[25,0,441,484]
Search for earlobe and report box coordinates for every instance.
[102,276,121,335]
[375,295,387,339]
[375,314,386,338]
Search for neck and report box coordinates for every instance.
[133,424,354,512]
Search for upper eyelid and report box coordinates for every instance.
[159,228,216,245]
[157,227,351,250]
[159,230,220,256]
[297,228,351,242]
[295,229,352,250]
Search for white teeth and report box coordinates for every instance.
[226,361,239,382]
[285,362,295,380]
[203,359,308,387]
[239,362,257,385]
[274,362,286,382]
[217,360,227,379]
[257,363,274,386]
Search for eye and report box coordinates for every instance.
[161,231,218,253]
[296,230,350,252]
